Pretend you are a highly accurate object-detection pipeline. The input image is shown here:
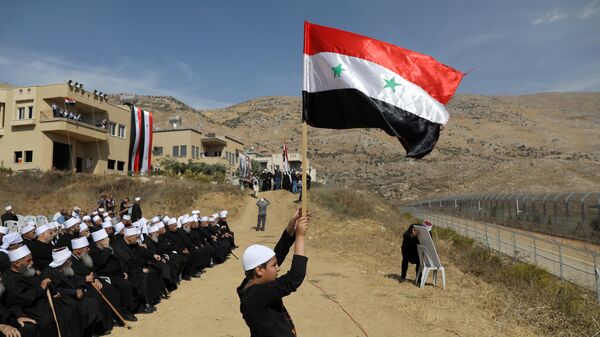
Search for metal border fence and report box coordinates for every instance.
[406,193,600,243]
[404,206,600,304]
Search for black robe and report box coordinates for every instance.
[89,246,136,314]
[1,212,18,226]
[1,268,78,337]
[113,240,162,305]
[0,302,40,337]
[25,239,54,272]
[71,253,124,320]
[131,204,142,222]
[41,266,113,335]
[0,251,10,273]
[55,233,75,249]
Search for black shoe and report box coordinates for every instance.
[124,314,137,322]
[399,277,407,283]
[182,275,191,281]
[139,305,154,314]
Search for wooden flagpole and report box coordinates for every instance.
[301,122,308,217]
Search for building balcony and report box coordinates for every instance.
[198,156,229,166]
[39,114,108,142]
[10,119,36,127]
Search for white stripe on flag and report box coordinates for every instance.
[141,110,151,172]
[303,52,449,124]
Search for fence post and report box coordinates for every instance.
[497,227,501,253]
[595,254,600,304]
[485,223,489,249]
[558,243,564,281]
[533,237,537,265]
[512,231,517,259]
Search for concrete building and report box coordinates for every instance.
[247,151,317,181]
[152,128,244,169]
[0,82,131,174]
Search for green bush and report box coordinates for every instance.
[156,159,226,182]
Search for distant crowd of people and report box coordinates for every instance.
[51,103,108,129]
[251,168,311,194]
[0,195,236,337]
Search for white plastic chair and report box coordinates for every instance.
[417,244,446,290]
[23,215,37,225]
[4,220,20,233]
[36,215,49,225]
[16,214,25,227]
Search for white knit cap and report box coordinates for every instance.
[20,223,36,235]
[102,212,109,217]
[208,217,215,222]
[91,229,108,242]
[114,222,125,234]
[35,224,50,236]
[156,223,165,229]
[71,237,89,249]
[8,245,31,262]
[64,217,80,229]
[82,215,91,221]
[49,247,71,268]
[122,215,131,221]
[162,216,170,224]
[93,215,102,222]
[148,225,159,234]
[151,216,160,223]
[124,227,139,237]
[242,244,275,271]
[4,206,12,212]
[79,224,89,232]
[2,233,22,249]
[200,216,209,222]
[191,210,200,215]
[92,211,98,216]
[134,197,141,201]
[103,216,111,222]
[211,213,219,219]
[102,221,113,229]
[167,218,177,226]
[98,208,105,212]
[0,226,8,235]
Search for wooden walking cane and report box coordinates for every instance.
[46,289,62,337]
[91,282,132,330]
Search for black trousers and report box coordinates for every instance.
[401,256,420,279]
[257,214,266,231]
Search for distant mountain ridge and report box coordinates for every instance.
[112,92,600,202]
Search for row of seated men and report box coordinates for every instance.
[0,210,235,337]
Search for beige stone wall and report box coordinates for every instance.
[0,83,131,174]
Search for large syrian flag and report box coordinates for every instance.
[302,22,464,158]
[128,105,153,173]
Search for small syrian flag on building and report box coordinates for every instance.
[65,98,76,105]
[302,22,464,158]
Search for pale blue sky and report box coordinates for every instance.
[1,0,599,109]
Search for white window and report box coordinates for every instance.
[108,123,117,136]
[118,125,126,138]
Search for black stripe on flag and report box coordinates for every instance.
[138,109,146,172]
[128,105,137,172]
[302,89,441,158]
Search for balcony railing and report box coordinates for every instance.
[39,110,108,142]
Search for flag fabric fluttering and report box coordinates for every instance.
[65,98,76,105]
[282,143,292,184]
[128,105,153,173]
[302,21,464,158]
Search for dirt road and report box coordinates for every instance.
[111,190,539,337]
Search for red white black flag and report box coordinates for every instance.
[128,105,153,173]
[302,22,464,158]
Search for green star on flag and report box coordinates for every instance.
[331,63,344,78]
[383,77,401,92]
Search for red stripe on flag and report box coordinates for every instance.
[303,21,463,105]
[134,107,142,172]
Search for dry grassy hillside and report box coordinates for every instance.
[116,92,600,202]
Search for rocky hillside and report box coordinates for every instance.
[117,92,600,202]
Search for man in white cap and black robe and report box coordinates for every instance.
[0,233,23,273]
[113,227,162,313]
[2,245,80,337]
[131,197,143,222]
[218,210,236,248]
[55,218,80,249]
[0,285,40,337]
[25,224,55,272]
[143,225,178,292]
[164,218,203,280]
[1,206,18,226]
[41,246,112,336]
[89,229,138,320]
[155,220,186,285]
